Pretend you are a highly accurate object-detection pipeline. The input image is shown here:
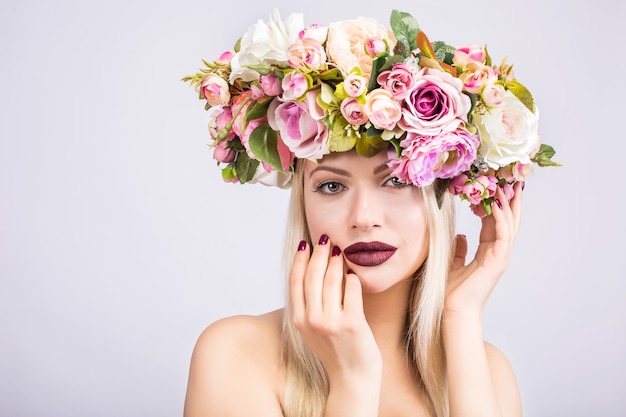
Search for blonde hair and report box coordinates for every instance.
[280,160,456,417]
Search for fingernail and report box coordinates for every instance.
[495,199,503,210]
[522,181,526,190]
[331,246,341,257]
[297,240,307,252]
[347,269,355,274]
[318,234,329,245]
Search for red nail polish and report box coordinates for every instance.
[297,240,307,252]
[347,269,355,274]
[318,234,329,245]
[495,199,502,210]
[521,181,526,190]
[331,246,341,257]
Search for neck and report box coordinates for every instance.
[362,277,414,353]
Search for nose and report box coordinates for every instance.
[350,187,383,231]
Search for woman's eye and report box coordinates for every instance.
[385,177,407,187]
[316,181,345,194]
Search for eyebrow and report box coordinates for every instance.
[308,162,390,178]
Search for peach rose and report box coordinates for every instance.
[325,17,396,80]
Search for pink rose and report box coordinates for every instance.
[200,73,231,107]
[343,73,368,98]
[325,17,397,79]
[388,129,479,187]
[213,140,235,163]
[300,23,328,44]
[363,89,402,131]
[377,63,416,100]
[458,62,497,94]
[288,38,327,72]
[267,91,329,160]
[230,92,254,138]
[453,44,486,68]
[462,180,489,205]
[216,51,233,65]
[476,175,498,198]
[259,73,282,96]
[481,83,506,107]
[281,71,309,101]
[340,98,368,125]
[207,106,235,141]
[449,173,470,195]
[365,37,386,57]
[399,67,471,135]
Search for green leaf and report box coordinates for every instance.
[506,80,535,113]
[248,124,283,172]
[235,152,260,183]
[221,165,237,182]
[390,10,420,52]
[432,41,456,64]
[368,55,387,91]
[532,144,562,167]
[328,120,357,152]
[245,98,273,122]
[246,62,272,76]
[355,134,388,157]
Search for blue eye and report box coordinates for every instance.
[315,181,345,194]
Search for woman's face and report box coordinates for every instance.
[303,150,429,293]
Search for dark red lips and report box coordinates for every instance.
[343,241,397,267]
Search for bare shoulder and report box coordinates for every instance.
[484,342,522,417]
[184,309,285,417]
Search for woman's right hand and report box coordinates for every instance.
[289,235,382,399]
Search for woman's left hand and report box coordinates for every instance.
[445,182,524,318]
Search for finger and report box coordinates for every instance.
[303,234,331,316]
[342,271,364,315]
[451,234,468,271]
[322,245,345,311]
[509,181,524,231]
[289,239,310,321]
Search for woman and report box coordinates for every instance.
[182,9,557,416]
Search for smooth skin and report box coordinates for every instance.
[184,151,522,417]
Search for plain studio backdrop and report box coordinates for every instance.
[1,0,624,416]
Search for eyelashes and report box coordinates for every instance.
[312,177,408,195]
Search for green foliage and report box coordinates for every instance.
[431,41,456,64]
[248,124,283,172]
[506,80,535,113]
[235,151,260,183]
[245,98,273,122]
[532,144,562,167]
[355,135,388,157]
[390,10,420,53]
[329,119,357,152]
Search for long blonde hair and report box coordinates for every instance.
[280,160,456,417]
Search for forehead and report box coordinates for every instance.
[303,150,391,177]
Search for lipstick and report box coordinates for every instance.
[343,241,397,267]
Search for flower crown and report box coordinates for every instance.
[183,10,559,216]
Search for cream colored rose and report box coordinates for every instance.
[229,10,304,82]
[475,91,540,168]
[325,17,397,80]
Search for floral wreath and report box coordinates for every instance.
[183,10,559,216]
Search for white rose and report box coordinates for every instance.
[229,10,304,82]
[249,165,293,188]
[475,91,540,168]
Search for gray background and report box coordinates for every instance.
[1,0,624,416]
